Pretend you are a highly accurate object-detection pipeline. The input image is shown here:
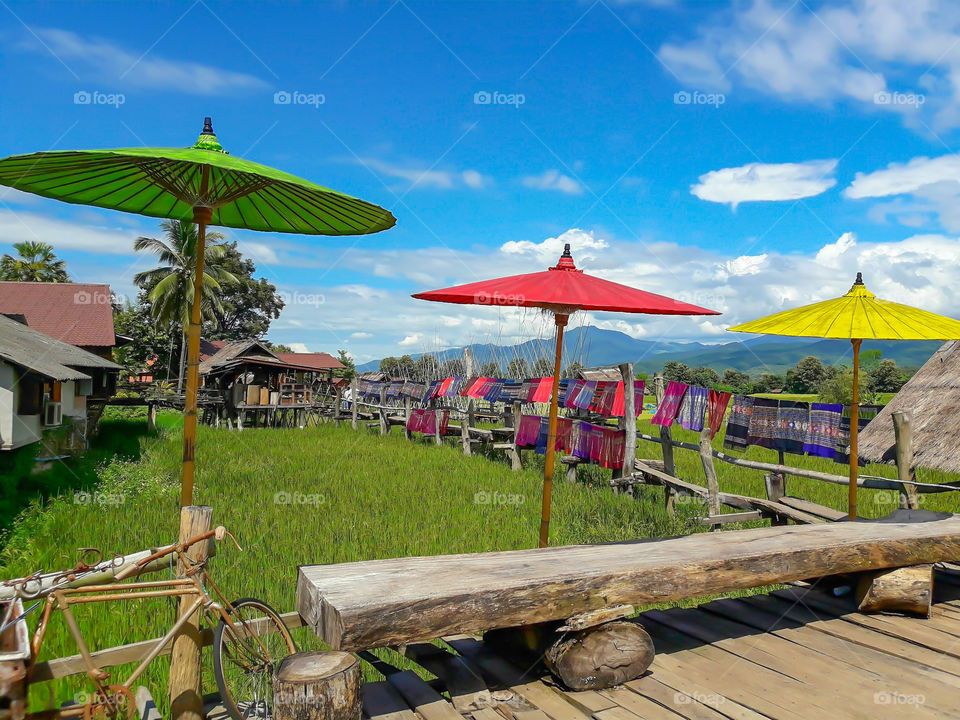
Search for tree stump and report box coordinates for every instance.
[544,621,655,691]
[857,564,933,617]
[272,651,361,720]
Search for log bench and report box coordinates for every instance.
[296,514,960,652]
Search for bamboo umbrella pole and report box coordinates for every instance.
[849,338,862,521]
[539,313,568,548]
[181,198,211,506]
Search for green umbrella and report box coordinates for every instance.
[0,118,395,505]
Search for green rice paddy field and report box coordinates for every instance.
[3,407,958,711]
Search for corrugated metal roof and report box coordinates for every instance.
[0,315,121,381]
[0,282,117,347]
[275,352,344,370]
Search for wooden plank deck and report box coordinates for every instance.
[361,571,960,720]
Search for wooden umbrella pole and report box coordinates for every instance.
[849,338,862,521]
[181,201,212,507]
[539,313,568,548]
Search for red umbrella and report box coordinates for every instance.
[413,244,720,546]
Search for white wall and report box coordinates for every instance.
[0,362,83,451]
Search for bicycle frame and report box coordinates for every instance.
[23,532,268,720]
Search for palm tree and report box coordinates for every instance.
[0,241,70,282]
[134,220,236,391]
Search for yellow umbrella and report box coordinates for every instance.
[728,273,960,520]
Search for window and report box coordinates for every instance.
[17,371,43,415]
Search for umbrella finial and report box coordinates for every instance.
[855,272,863,285]
[192,117,227,154]
[553,243,577,271]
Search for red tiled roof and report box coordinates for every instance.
[0,282,116,347]
[275,352,345,370]
[200,339,228,361]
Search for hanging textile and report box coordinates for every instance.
[484,379,504,403]
[564,380,585,409]
[723,395,754,451]
[531,377,553,404]
[422,409,450,436]
[516,414,542,447]
[804,402,842,458]
[556,379,571,406]
[459,377,480,397]
[436,377,454,397]
[599,427,626,469]
[587,424,605,462]
[423,380,441,401]
[557,416,573,452]
[834,404,883,464]
[406,408,423,433]
[774,401,809,455]
[678,385,709,431]
[572,421,592,459]
[588,381,613,413]
[651,381,688,426]
[499,380,522,403]
[706,390,731,439]
[575,381,599,410]
[746,398,778,448]
[386,381,403,399]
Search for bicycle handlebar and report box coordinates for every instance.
[114,526,236,581]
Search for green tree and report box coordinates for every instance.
[861,349,883,373]
[691,366,720,388]
[818,367,875,405]
[752,373,785,393]
[413,354,439,381]
[336,349,356,380]
[562,361,584,378]
[112,292,175,384]
[507,357,529,378]
[662,361,693,384]
[869,358,905,393]
[133,220,236,390]
[204,242,284,340]
[787,356,827,393]
[381,354,415,378]
[478,361,500,377]
[722,369,751,391]
[0,241,70,282]
[531,357,554,376]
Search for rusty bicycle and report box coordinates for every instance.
[4,527,296,720]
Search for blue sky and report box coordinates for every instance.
[2,1,960,362]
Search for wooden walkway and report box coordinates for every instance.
[362,570,960,720]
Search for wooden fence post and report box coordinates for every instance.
[147,402,157,432]
[403,397,412,440]
[893,410,919,510]
[432,399,442,446]
[350,378,358,431]
[618,363,636,481]
[378,388,388,436]
[764,473,788,526]
[659,424,676,514]
[509,400,523,470]
[461,349,474,455]
[169,505,212,720]
[698,426,720,528]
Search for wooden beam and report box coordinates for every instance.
[296,514,960,651]
[893,410,920,510]
[697,511,763,526]
[618,363,636,481]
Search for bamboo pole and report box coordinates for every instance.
[180,198,211,507]
[350,378,358,431]
[169,505,211,720]
[699,425,720,525]
[849,338,862,521]
[539,313,567,548]
[462,348,474,455]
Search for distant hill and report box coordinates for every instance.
[356,325,940,376]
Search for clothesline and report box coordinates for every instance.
[354,376,647,419]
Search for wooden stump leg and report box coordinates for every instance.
[856,564,933,617]
[272,651,361,720]
[544,621,654,691]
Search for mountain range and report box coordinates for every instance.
[356,326,941,376]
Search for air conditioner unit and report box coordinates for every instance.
[43,402,62,426]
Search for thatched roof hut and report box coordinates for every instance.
[859,340,960,473]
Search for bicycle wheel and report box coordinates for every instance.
[213,597,297,720]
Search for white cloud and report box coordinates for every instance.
[691,160,837,207]
[399,333,423,347]
[521,170,582,195]
[722,254,768,277]
[237,240,280,265]
[845,155,960,199]
[815,231,857,268]
[500,228,608,266]
[28,28,267,95]
[359,158,489,191]
[0,210,143,254]
[657,1,960,130]
[287,342,310,353]
[350,332,373,340]
[845,155,960,231]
